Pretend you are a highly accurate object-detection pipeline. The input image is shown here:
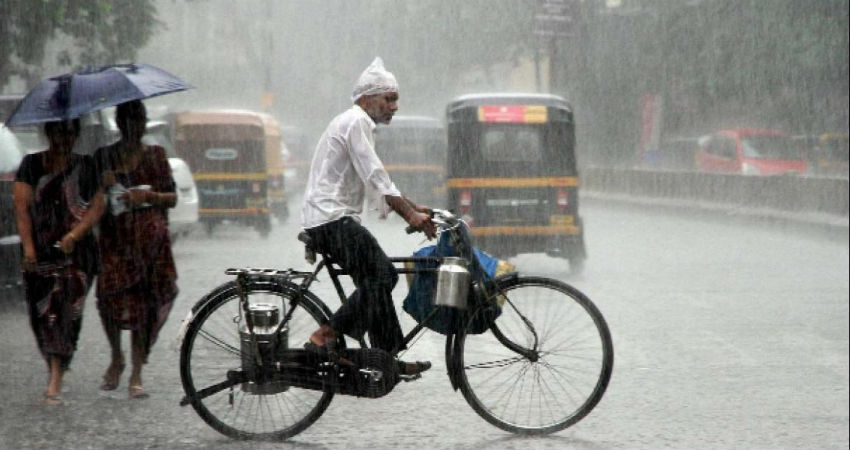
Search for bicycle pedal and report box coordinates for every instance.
[399,373,422,382]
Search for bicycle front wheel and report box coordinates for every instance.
[456,275,613,434]
[179,280,335,440]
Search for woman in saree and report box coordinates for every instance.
[13,119,101,405]
[93,100,178,399]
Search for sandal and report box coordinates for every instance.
[100,359,125,391]
[128,384,149,400]
[44,393,62,406]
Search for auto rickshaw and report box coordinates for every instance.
[259,113,289,220]
[172,109,271,237]
[374,115,446,208]
[445,93,586,273]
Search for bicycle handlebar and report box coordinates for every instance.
[404,208,459,234]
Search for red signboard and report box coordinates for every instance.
[478,105,547,123]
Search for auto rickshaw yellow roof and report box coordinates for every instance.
[173,109,266,128]
[256,112,282,137]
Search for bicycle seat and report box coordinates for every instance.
[297,231,314,248]
[298,231,317,264]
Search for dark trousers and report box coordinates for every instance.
[306,217,404,352]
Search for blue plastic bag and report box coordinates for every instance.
[402,227,507,335]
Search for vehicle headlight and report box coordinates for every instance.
[741,162,761,176]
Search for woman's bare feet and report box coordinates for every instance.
[100,356,125,391]
[128,366,149,399]
[44,392,62,405]
[45,357,64,405]
[128,384,149,399]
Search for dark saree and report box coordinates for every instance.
[93,143,178,360]
[15,152,99,370]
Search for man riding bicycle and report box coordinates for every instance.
[301,57,436,376]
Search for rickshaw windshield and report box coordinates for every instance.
[375,127,445,165]
[175,124,266,174]
[449,121,576,177]
[481,125,543,162]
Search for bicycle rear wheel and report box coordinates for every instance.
[179,280,336,440]
[456,275,613,434]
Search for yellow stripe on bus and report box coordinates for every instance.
[447,176,578,188]
[194,173,267,181]
[470,225,580,236]
[199,208,269,215]
[384,164,444,173]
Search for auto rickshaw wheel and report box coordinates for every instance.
[568,256,585,275]
[275,205,290,222]
[256,218,272,239]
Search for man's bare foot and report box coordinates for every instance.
[397,360,432,376]
[305,325,353,366]
[308,324,336,347]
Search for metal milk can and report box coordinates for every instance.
[433,257,471,310]
[239,303,289,394]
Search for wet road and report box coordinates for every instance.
[0,199,847,450]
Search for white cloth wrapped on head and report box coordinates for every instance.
[351,57,398,102]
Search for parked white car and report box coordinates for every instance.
[167,156,199,239]
[142,121,198,240]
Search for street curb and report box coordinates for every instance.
[581,190,849,241]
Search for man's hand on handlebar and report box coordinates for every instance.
[387,195,437,239]
[407,210,437,239]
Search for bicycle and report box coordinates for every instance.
[177,209,613,440]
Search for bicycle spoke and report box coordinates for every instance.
[197,329,242,357]
[539,361,594,409]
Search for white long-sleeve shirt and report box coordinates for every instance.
[301,105,401,229]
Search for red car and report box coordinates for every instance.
[696,128,808,176]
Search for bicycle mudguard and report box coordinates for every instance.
[444,332,462,391]
[186,270,326,315]
[172,281,241,353]
[493,271,519,284]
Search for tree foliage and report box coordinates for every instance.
[9,0,841,168]
[0,0,159,90]
[561,0,849,165]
